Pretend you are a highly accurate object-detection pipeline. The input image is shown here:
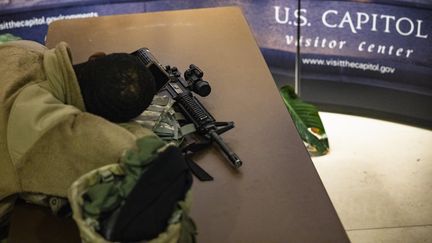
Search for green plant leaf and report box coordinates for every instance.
[280,85,329,156]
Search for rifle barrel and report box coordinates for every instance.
[210,131,242,168]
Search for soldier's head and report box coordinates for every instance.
[73,53,156,123]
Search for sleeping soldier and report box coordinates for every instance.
[0,40,195,242]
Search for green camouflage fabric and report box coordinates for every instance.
[68,136,196,243]
[82,137,166,219]
[134,95,196,144]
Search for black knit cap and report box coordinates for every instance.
[75,53,156,123]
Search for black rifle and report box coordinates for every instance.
[133,48,242,178]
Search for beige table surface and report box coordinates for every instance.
[11,6,349,243]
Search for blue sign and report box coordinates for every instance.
[1,0,431,125]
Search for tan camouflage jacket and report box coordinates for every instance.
[0,41,154,227]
